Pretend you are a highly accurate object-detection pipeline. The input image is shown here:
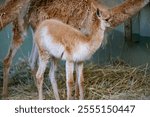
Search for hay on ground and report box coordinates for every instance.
[0,60,150,100]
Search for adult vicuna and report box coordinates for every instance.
[34,3,111,100]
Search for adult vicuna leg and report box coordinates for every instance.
[36,56,49,100]
[76,62,84,100]
[29,41,38,72]
[29,28,38,73]
[49,58,60,100]
[2,20,24,97]
[66,61,74,100]
[27,28,39,88]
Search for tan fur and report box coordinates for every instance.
[3,19,24,97]
[34,5,110,99]
[37,20,90,55]
[0,0,149,98]
[0,0,31,30]
[107,0,149,27]
[1,0,109,98]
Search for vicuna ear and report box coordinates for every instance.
[91,2,97,12]
[96,8,101,17]
[97,9,111,21]
[96,9,102,18]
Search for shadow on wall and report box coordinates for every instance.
[0,0,5,4]
[93,29,150,66]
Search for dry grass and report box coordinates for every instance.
[0,59,150,100]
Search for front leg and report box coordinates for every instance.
[75,64,79,99]
[66,61,74,100]
[76,62,84,100]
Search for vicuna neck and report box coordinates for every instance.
[87,20,105,54]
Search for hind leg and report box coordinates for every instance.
[36,54,49,100]
[75,62,84,100]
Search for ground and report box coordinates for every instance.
[0,59,150,100]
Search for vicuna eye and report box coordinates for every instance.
[105,19,109,22]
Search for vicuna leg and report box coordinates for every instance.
[75,64,79,99]
[36,56,49,100]
[66,61,74,100]
[28,28,39,87]
[29,41,38,76]
[29,28,38,73]
[75,62,84,100]
[49,58,60,100]
[2,20,24,97]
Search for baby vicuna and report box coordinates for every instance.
[34,3,110,100]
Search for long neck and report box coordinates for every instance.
[109,0,149,27]
[88,25,105,54]
[81,10,105,53]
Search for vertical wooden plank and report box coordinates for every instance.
[133,12,140,43]
[124,19,132,43]
[137,12,140,36]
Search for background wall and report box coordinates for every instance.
[0,0,150,66]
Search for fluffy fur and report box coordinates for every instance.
[34,5,110,99]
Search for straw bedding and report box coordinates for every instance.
[0,60,150,100]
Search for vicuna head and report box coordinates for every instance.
[87,3,110,33]
[97,9,110,30]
